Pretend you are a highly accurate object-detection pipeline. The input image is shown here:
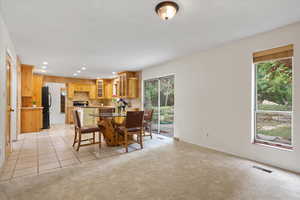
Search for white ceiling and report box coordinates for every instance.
[1,0,300,79]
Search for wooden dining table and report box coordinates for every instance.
[90,113,127,146]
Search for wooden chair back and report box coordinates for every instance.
[99,108,115,114]
[125,111,144,129]
[144,109,153,121]
[73,110,82,128]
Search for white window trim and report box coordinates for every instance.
[252,57,294,150]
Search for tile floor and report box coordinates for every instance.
[0,124,171,182]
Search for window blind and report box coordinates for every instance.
[253,44,293,63]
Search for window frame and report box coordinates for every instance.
[253,56,294,150]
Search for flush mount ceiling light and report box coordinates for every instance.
[155,1,179,20]
[43,61,48,65]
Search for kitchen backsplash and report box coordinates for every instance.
[67,91,141,109]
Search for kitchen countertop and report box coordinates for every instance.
[21,107,43,110]
[74,106,115,108]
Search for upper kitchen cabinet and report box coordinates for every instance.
[67,83,75,98]
[112,78,119,97]
[21,64,34,97]
[96,79,104,98]
[104,79,113,99]
[89,84,97,99]
[32,74,44,106]
[117,71,139,99]
[96,79,113,99]
[67,83,96,99]
[128,77,139,98]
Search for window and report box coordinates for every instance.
[253,45,293,149]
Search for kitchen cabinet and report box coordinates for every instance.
[66,107,74,124]
[104,80,113,99]
[21,107,42,133]
[117,71,139,98]
[128,77,138,98]
[96,79,104,98]
[75,84,90,92]
[96,79,113,99]
[21,65,34,97]
[32,74,44,106]
[67,83,75,98]
[67,83,96,99]
[89,84,96,99]
[112,78,119,97]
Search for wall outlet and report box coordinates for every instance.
[202,128,209,137]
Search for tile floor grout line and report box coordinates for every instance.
[60,135,82,164]
[48,134,63,169]
[10,137,25,181]
[37,132,40,175]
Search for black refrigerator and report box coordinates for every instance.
[42,86,52,129]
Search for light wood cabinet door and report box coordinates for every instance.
[21,109,42,133]
[117,71,139,98]
[68,107,74,124]
[32,75,44,106]
[67,83,75,98]
[97,79,104,98]
[128,78,138,98]
[75,84,82,91]
[112,78,119,97]
[21,65,34,97]
[105,81,113,99]
[89,84,97,99]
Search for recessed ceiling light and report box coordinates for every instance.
[43,62,48,65]
[73,73,78,76]
[155,1,179,20]
[42,66,47,69]
[81,67,86,70]
[77,70,81,73]
[112,72,116,75]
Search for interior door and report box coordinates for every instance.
[5,54,13,157]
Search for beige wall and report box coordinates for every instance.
[0,12,18,167]
[142,22,300,173]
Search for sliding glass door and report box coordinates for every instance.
[144,75,174,137]
[144,79,159,133]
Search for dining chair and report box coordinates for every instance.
[98,107,115,120]
[143,109,154,139]
[72,110,104,151]
[99,107,115,114]
[116,111,144,153]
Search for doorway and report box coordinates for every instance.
[5,53,13,158]
[143,75,175,137]
[45,83,66,125]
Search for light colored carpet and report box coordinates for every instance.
[1,141,300,200]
